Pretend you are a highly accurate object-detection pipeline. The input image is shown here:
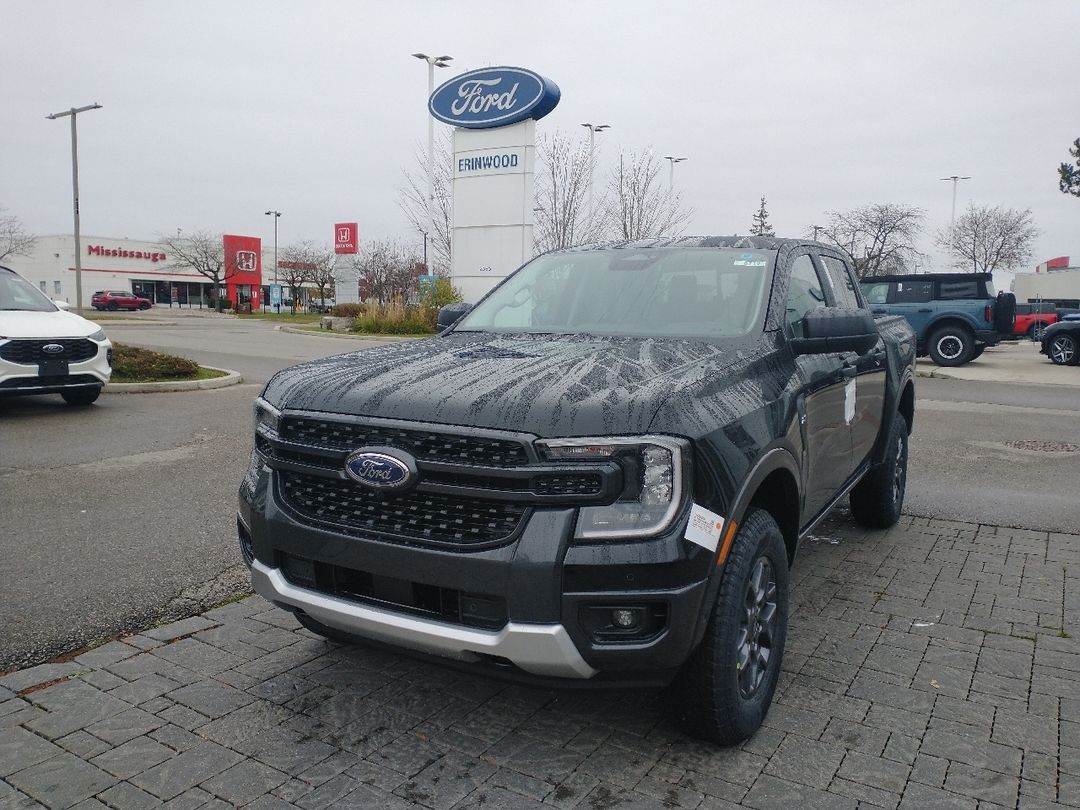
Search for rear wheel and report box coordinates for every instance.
[1048,334,1078,365]
[928,326,973,367]
[849,410,908,528]
[1028,322,1048,340]
[61,387,100,406]
[670,509,788,745]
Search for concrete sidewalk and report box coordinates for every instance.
[2,514,1078,809]
[918,340,1080,387]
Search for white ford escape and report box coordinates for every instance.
[0,265,112,406]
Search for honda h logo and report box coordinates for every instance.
[236,251,257,271]
[338,227,350,242]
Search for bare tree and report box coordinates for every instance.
[351,239,422,303]
[1059,137,1080,198]
[277,242,322,312]
[398,130,452,273]
[159,231,228,309]
[605,150,692,241]
[936,203,1039,274]
[750,196,775,236]
[534,131,604,253]
[0,207,36,263]
[818,203,925,277]
[303,245,336,306]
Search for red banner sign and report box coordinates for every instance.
[223,234,262,311]
[335,223,358,254]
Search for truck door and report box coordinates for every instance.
[885,279,935,337]
[783,253,852,521]
[819,255,886,468]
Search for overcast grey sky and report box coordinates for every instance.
[3,1,1078,274]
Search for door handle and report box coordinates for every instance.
[840,363,858,378]
[918,308,932,313]
[871,309,886,315]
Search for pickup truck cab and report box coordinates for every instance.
[859,273,1012,366]
[1013,303,1058,340]
[239,237,916,744]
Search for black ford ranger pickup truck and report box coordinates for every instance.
[239,237,916,744]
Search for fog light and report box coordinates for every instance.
[612,609,639,629]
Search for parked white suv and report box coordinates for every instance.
[0,265,112,405]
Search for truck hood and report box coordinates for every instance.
[262,332,758,437]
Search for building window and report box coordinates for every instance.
[39,281,47,293]
[54,280,62,295]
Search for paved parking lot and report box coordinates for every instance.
[2,513,1078,810]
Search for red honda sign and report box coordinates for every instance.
[223,234,262,311]
[335,223,358,254]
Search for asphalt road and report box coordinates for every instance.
[1,317,1078,671]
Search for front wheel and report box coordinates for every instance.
[670,509,788,745]
[849,410,908,528]
[61,387,100,406]
[139,301,151,310]
[928,326,973,367]
[1048,334,1078,365]
[107,302,118,311]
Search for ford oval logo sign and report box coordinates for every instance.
[429,66,560,129]
[344,449,416,491]
[42,343,65,355]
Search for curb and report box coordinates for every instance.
[98,320,179,327]
[276,326,422,342]
[103,367,243,394]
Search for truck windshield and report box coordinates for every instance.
[455,248,774,338]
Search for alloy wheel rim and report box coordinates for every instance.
[1051,337,1074,364]
[937,335,963,360]
[892,432,906,504]
[737,557,778,698]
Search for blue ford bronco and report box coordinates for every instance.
[859,272,1014,366]
[239,237,916,743]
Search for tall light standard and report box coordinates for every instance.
[940,175,971,228]
[265,210,281,311]
[663,156,688,191]
[46,103,102,312]
[413,53,453,261]
[581,123,610,223]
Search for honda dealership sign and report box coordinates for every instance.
[429,67,560,129]
[335,223,358,254]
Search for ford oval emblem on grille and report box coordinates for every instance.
[344,448,416,490]
[42,343,65,355]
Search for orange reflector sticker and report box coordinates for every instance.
[716,520,739,566]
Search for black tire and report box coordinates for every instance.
[61,387,100,406]
[849,410,908,529]
[107,302,118,311]
[670,509,788,745]
[927,326,973,367]
[1048,334,1078,366]
[1028,322,1047,341]
[139,301,151,310]
[970,345,986,360]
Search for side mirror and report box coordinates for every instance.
[53,300,72,311]
[437,302,472,331]
[791,307,879,355]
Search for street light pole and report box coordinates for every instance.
[46,103,102,312]
[413,53,453,266]
[581,123,610,224]
[264,210,281,311]
[940,175,972,228]
[663,156,688,191]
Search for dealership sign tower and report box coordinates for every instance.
[429,66,560,302]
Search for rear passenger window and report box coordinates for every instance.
[862,283,889,305]
[938,280,979,299]
[784,254,827,337]
[820,256,860,309]
[893,281,933,303]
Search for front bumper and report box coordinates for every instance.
[0,341,111,397]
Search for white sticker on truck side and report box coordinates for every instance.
[844,378,856,425]
[685,503,725,551]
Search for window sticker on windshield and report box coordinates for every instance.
[685,503,725,551]
[733,252,767,267]
[844,378,856,425]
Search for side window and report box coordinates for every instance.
[938,280,979,300]
[862,283,889,305]
[893,281,933,303]
[784,254,827,337]
[820,256,860,308]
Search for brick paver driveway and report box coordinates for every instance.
[2,515,1077,809]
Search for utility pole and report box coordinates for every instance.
[265,211,281,311]
[581,123,610,223]
[940,175,972,228]
[413,53,453,267]
[46,103,102,313]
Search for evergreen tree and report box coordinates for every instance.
[1060,137,1080,197]
[750,196,775,236]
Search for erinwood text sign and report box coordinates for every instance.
[429,67,560,129]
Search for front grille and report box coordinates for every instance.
[278,470,528,549]
[278,417,529,467]
[534,473,604,496]
[0,339,98,365]
[0,374,101,390]
[280,552,507,630]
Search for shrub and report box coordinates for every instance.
[331,303,363,318]
[420,277,463,311]
[111,343,200,382]
[349,301,436,335]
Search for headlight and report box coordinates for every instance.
[537,435,689,540]
[253,397,281,439]
[88,328,106,341]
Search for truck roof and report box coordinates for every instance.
[861,272,993,283]
[555,236,811,253]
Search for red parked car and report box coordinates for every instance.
[91,290,152,311]
[1012,304,1058,340]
